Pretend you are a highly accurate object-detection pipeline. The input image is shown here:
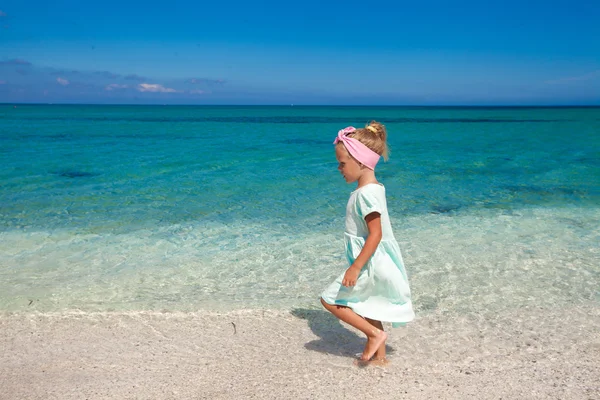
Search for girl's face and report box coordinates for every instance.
[335,144,362,183]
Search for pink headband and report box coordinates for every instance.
[333,126,380,170]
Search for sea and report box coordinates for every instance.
[1,105,598,316]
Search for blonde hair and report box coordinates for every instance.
[347,121,389,161]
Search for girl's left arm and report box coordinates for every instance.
[342,212,382,287]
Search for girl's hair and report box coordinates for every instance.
[348,121,389,161]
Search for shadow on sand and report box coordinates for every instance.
[290,308,395,359]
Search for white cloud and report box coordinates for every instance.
[56,77,69,86]
[189,89,205,94]
[137,83,178,93]
[105,83,129,91]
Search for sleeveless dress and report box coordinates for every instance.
[321,183,415,326]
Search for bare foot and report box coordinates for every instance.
[353,357,390,367]
[361,330,388,361]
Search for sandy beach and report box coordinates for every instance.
[1,304,598,400]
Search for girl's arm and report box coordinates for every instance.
[342,212,382,287]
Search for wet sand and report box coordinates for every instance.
[1,305,599,399]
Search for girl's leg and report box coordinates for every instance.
[365,318,386,360]
[320,298,387,361]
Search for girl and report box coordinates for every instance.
[321,121,415,364]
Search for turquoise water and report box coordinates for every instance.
[1,105,599,313]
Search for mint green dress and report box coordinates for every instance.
[321,183,415,326]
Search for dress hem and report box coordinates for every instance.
[320,296,415,325]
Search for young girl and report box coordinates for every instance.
[320,121,415,364]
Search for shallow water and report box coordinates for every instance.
[1,105,599,314]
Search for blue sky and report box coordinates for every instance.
[1,0,599,105]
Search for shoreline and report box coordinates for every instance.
[2,304,599,399]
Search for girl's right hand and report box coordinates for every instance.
[342,266,360,287]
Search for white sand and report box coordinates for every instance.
[1,305,599,400]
